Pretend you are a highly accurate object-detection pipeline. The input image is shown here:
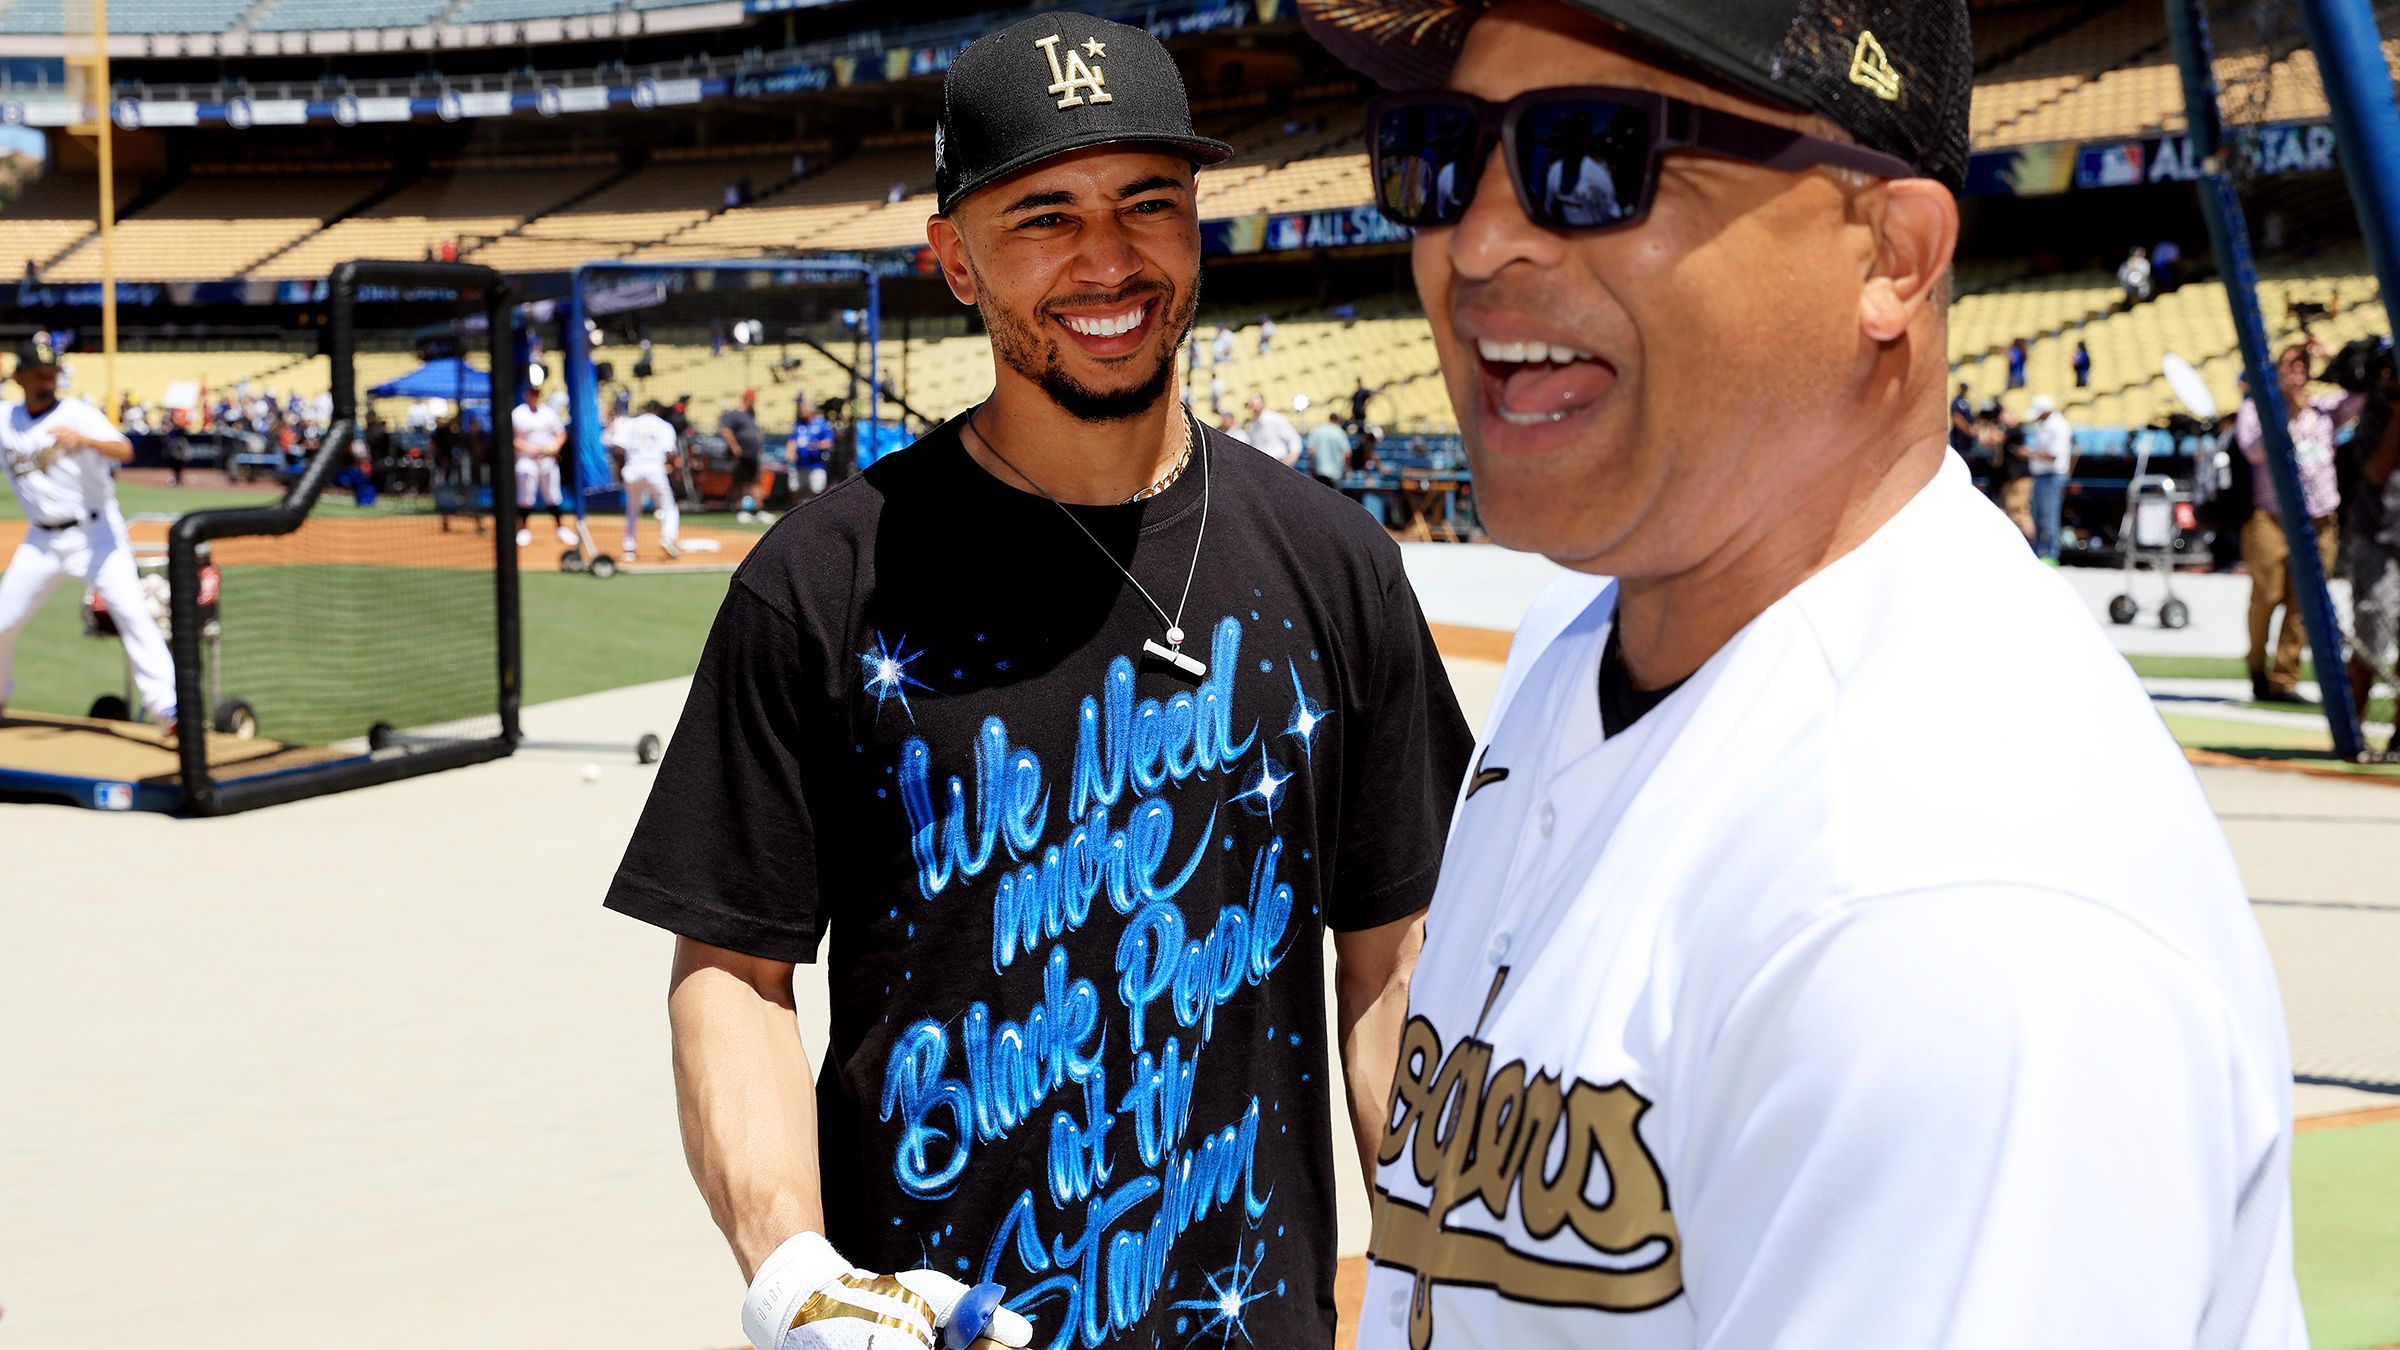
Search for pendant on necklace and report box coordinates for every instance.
[1143,638,1208,680]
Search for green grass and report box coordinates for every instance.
[2295,1119,2400,1350]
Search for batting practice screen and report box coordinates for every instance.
[163,261,523,815]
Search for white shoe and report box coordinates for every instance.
[621,549,637,563]
[660,538,681,559]
[736,510,755,524]
[555,525,579,546]
[755,511,776,524]
[515,528,532,548]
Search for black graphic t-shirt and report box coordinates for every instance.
[606,418,1473,1350]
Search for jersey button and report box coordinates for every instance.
[1487,931,1511,965]
[1537,799,1556,836]
[1387,1288,1408,1327]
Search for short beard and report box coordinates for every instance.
[971,258,1198,424]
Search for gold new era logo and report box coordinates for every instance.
[1849,30,1902,101]
[1035,33,1113,109]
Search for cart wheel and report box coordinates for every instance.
[588,554,618,580]
[636,733,663,765]
[88,694,130,722]
[2107,595,2139,626]
[212,697,258,741]
[558,551,586,574]
[2159,599,2191,631]
[369,721,397,751]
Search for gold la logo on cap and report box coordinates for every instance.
[1035,33,1113,109]
[1849,30,1902,101]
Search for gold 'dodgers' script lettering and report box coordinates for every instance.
[1369,973,1681,1349]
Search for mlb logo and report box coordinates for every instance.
[93,782,134,812]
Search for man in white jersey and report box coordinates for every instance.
[0,335,178,729]
[511,382,576,550]
[609,398,682,562]
[1305,2,2305,1347]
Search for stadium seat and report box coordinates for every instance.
[41,173,386,283]
[254,164,617,281]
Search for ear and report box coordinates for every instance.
[1858,179,1958,344]
[926,215,979,307]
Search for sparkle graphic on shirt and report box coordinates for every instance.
[1232,756,1291,824]
[1170,1239,1280,1349]
[859,631,933,721]
[1282,664,1329,758]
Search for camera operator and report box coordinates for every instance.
[2328,337,2400,758]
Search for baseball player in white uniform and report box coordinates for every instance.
[1306,1,2306,1347]
[510,383,576,549]
[0,335,178,728]
[608,399,682,562]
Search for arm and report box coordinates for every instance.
[669,937,825,1281]
[46,424,134,464]
[1334,911,1425,1181]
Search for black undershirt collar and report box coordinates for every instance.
[1599,623,1688,739]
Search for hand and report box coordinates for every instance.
[745,1233,1033,1350]
[44,427,85,454]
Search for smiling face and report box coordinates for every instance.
[1418,2,1890,570]
[929,145,1201,424]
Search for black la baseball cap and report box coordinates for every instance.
[12,332,62,371]
[1299,0,1972,192]
[935,12,1233,215]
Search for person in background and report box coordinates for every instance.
[2153,238,2183,293]
[2345,363,2400,758]
[1211,323,1234,366]
[2237,340,2354,704]
[718,390,767,521]
[1305,410,1352,491]
[1258,313,1277,355]
[787,396,833,498]
[2026,394,2074,562]
[2006,337,2029,390]
[2118,245,2154,308]
[2073,341,2093,389]
[1984,401,2033,543]
[1949,381,1976,459]
[1350,376,1374,432]
[1243,391,1303,467]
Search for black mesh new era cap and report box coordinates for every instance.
[1299,0,1972,192]
[936,13,1233,215]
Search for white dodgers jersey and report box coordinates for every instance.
[1359,457,2306,1350]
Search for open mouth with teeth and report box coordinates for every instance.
[1474,335,1617,435]
[1054,300,1156,357]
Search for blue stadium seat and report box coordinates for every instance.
[0,0,67,35]
[253,0,448,29]
[451,0,616,21]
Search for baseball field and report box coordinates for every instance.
[0,478,2394,1349]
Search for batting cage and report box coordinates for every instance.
[553,259,907,578]
[2163,0,2400,761]
[0,261,524,816]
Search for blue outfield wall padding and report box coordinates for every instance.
[2296,0,2400,322]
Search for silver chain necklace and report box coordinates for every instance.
[964,406,1212,679]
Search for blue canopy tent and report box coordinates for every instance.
[370,358,492,427]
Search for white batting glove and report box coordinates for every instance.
[742,1231,1034,1350]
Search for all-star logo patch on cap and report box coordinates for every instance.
[12,332,62,372]
[935,12,1233,215]
[1299,0,1973,192]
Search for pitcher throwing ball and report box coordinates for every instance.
[0,335,178,731]
[1303,0,2304,1345]
[604,14,1472,1350]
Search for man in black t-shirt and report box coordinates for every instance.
[719,390,768,518]
[605,16,1473,1350]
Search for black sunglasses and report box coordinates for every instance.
[1366,86,1915,234]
